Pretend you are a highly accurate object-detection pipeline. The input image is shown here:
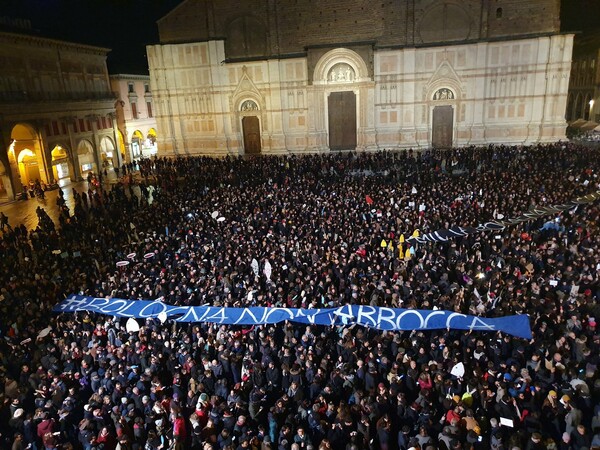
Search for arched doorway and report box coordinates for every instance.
[313,48,369,151]
[131,130,144,159]
[51,145,70,180]
[328,91,356,150]
[146,128,158,156]
[242,117,261,154]
[77,139,96,176]
[239,99,261,154]
[431,88,455,148]
[17,149,41,186]
[99,136,116,168]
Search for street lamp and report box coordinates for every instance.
[589,99,595,120]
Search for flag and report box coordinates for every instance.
[365,195,373,205]
[264,260,272,281]
[399,234,405,243]
[380,239,387,248]
[251,259,259,277]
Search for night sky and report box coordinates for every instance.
[0,0,185,74]
[0,0,598,74]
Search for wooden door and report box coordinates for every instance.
[432,105,453,148]
[242,116,261,154]
[328,91,357,150]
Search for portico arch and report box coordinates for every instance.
[51,144,73,181]
[10,123,48,186]
[99,136,116,168]
[131,130,144,159]
[77,139,97,175]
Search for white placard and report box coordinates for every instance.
[499,418,514,428]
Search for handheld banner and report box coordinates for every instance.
[407,189,600,245]
[53,295,532,339]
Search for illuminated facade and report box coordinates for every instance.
[147,0,574,156]
[0,29,117,200]
[110,74,158,163]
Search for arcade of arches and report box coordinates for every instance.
[129,129,158,160]
[0,120,119,201]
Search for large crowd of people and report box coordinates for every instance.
[0,143,599,450]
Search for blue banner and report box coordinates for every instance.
[406,189,600,244]
[53,295,532,339]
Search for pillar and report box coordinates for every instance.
[65,117,83,181]
[36,120,53,184]
[109,113,124,167]
[0,120,20,199]
[88,115,103,174]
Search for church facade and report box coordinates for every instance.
[147,0,574,156]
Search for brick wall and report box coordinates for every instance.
[158,0,561,55]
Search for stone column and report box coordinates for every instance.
[87,115,103,173]
[0,121,20,199]
[109,113,124,167]
[35,119,52,184]
[63,117,82,181]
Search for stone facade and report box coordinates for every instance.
[147,0,573,156]
[0,30,117,200]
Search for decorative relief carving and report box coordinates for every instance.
[240,100,259,111]
[433,88,454,100]
[328,63,355,83]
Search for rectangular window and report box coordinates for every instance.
[108,116,112,128]
[101,117,107,129]
[61,122,67,135]
[86,120,92,131]
[144,83,150,93]
[52,121,59,135]
[78,119,85,132]
[147,101,153,118]
[45,123,52,136]
[128,82,134,93]
[131,102,138,119]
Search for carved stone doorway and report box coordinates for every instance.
[432,105,453,148]
[242,116,261,154]
[328,91,357,150]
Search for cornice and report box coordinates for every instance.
[0,31,111,56]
